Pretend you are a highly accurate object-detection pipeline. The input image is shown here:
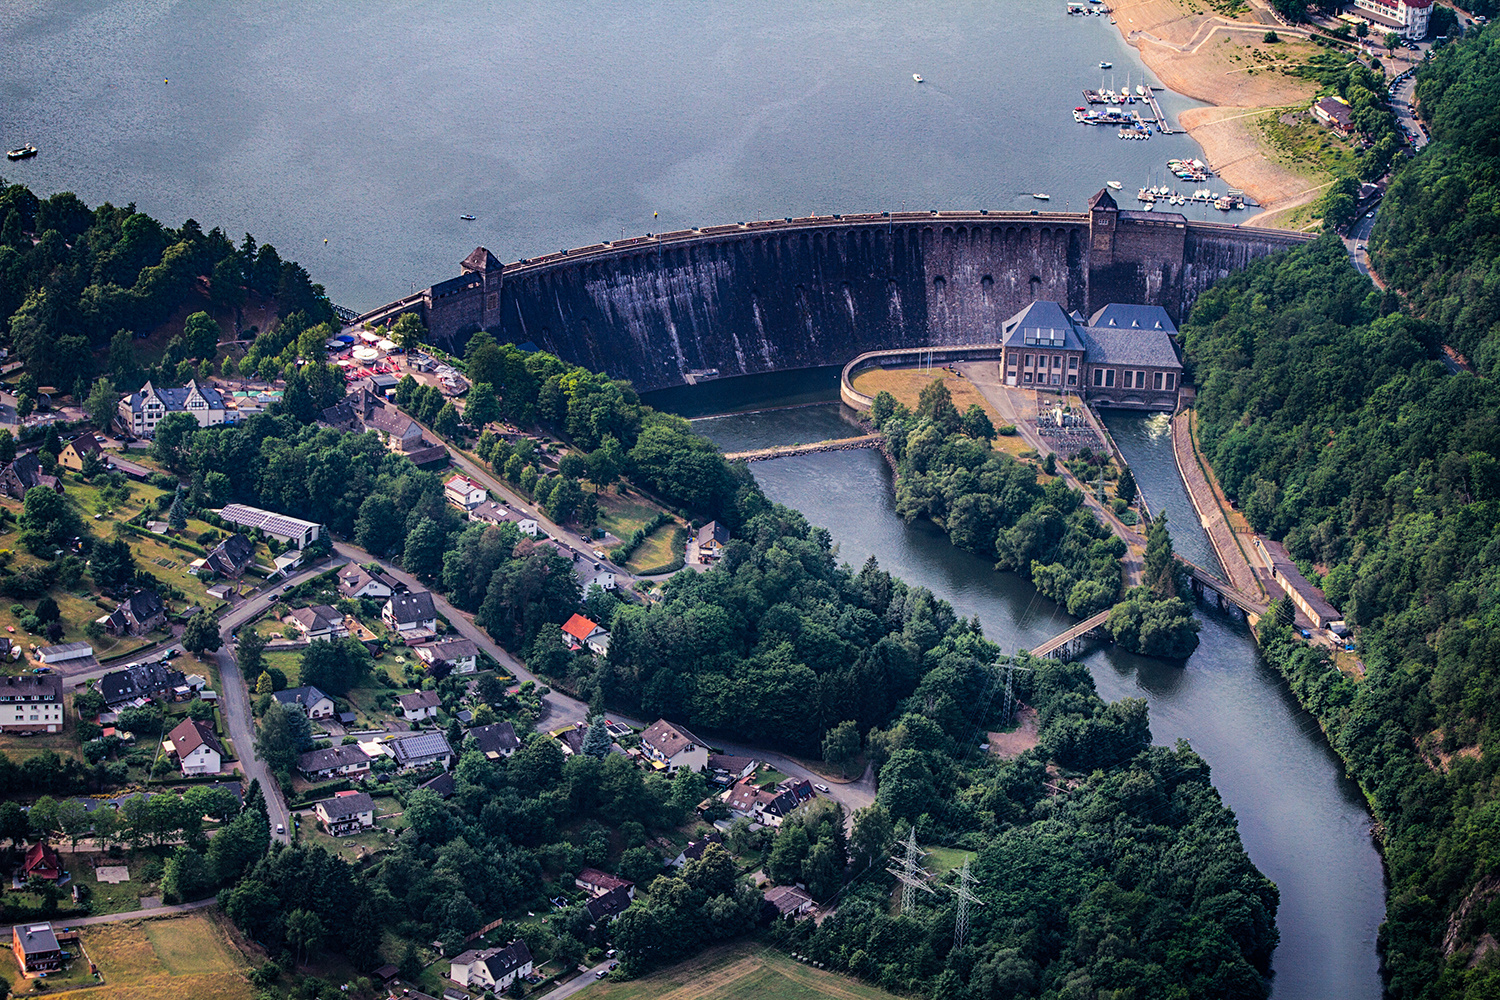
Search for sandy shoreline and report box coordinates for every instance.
[1104,0,1325,221]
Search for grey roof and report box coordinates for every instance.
[99,661,181,705]
[586,885,632,922]
[0,673,62,702]
[1076,325,1183,369]
[468,721,520,756]
[338,564,395,596]
[425,638,478,661]
[126,379,227,415]
[389,730,454,765]
[478,940,532,980]
[316,791,375,820]
[206,533,255,574]
[398,690,442,711]
[298,744,371,773]
[168,717,224,759]
[14,923,60,955]
[273,685,332,709]
[1001,301,1085,351]
[386,591,437,625]
[421,772,457,798]
[695,520,729,547]
[218,503,321,539]
[1088,303,1177,333]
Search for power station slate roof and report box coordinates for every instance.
[1001,300,1085,350]
[1075,325,1183,369]
[1088,303,1178,333]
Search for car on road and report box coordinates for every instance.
[814,783,831,793]
[276,823,285,835]
[596,969,609,979]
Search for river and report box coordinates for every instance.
[1,0,1228,311]
[683,399,1386,1000]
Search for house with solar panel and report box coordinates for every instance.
[215,504,323,549]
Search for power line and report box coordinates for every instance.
[951,858,984,949]
[887,827,936,913]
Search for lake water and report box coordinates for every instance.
[690,401,1385,1000]
[1,0,1222,311]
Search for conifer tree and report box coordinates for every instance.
[580,715,613,759]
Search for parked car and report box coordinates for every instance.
[814,783,831,793]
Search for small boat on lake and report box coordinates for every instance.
[1099,60,1112,69]
[459,214,476,221]
[1107,180,1123,189]
[912,73,924,83]
[1033,193,1051,201]
[7,144,38,161]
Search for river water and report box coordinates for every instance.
[1,0,1227,311]
[686,400,1386,1000]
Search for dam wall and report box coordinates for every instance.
[357,198,1310,392]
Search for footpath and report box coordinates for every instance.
[1170,410,1264,600]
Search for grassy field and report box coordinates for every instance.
[851,367,1031,460]
[626,525,684,575]
[595,491,670,545]
[926,846,974,876]
[78,913,255,1000]
[586,943,904,1000]
[301,808,407,862]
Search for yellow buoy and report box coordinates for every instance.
[324,239,328,244]
[164,79,168,84]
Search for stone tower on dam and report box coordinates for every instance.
[357,191,1310,392]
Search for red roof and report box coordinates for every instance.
[22,841,62,879]
[561,614,599,642]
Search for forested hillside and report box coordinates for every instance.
[0,180,330,389]
[1183,41,1500,988]
[1371,23,1500,371]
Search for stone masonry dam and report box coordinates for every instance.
[356,194,1311,392]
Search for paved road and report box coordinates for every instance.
[0,897,216,938]
[537,962,614,1000]
[213,557,351,844]
[1346,207,1379,278]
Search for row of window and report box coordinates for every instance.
[1013,354,1080,371]
[1091,368,1176,390]
[1022,372,1079,386]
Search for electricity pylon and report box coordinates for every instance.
[887,828,935,913]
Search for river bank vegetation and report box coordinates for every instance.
[1184,35,1500,988]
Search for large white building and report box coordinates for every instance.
[0,675,63,733]
[1351,0,1431,38]
[217,504,323,549]
[119,380,232,438]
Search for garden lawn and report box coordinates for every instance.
[625,524,683,575]
[595,492,667,542]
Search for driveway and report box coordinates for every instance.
[537,962,615,1000]
[0,897,216,938]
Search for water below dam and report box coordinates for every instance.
[2,0,1228,311]
[684,397,1386,1000]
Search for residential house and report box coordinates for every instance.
[387,731,454,770]
[448,940,533,992]
[552,721,589,756]
[444,474,487,510]
[576,869,636,900]
[272,685,335,720]
[585,885,633,925]
[313,790,376,836]
[420,772,457,798]
[206,582,239,601]
[398,690,442,722]
[0,674,63,733]
[36,641,94,665]
[578,562,617,593]
[414,638,478,675]
[516,516,540,537]
[1311,95,1356,137]
[166,718,223,775]
[286,605,348,641]
[58,433,102,472]
[98,661,182,708]
[669,832,723,868]
[763,885,815,920]
[708,754,759,784]
[560,613,610,656]
[103,589,167,636]
[19,842,63,881]
[204,533,255,578]
[695,520,730,559]
[383,591,438,636]
[12,923,62,978]
[297,744,373,781]
[216,503,322,549]
[468,500,513,527]
[337,564,396,601]
[466,721,520,759]
[0,453,61,500]
[639,718,709,774]
[119,379,231,437]
[723,776,816,828]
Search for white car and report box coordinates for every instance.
[814,783,831,793]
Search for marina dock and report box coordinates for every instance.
[1144,86,1177,134]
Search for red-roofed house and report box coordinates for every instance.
[576,868,636,900]
[560,614,611,656]
[20,842,63,881]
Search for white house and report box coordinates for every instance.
[314,791,376,836]
[449,941,533,992]
[517,517,540,538]
[560,614,610,656]
[166,718,223,775]
[337,564,395,600]
[397,689,441,721]
[298,744,373,781]
[639,719,709,775]
[414,638,479,674]
[444,475,487,510]
[383,591,438,635]
[119,380,232,437]
[217,504,323,549]
[272,685,335,720]
[0,675,64,734]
